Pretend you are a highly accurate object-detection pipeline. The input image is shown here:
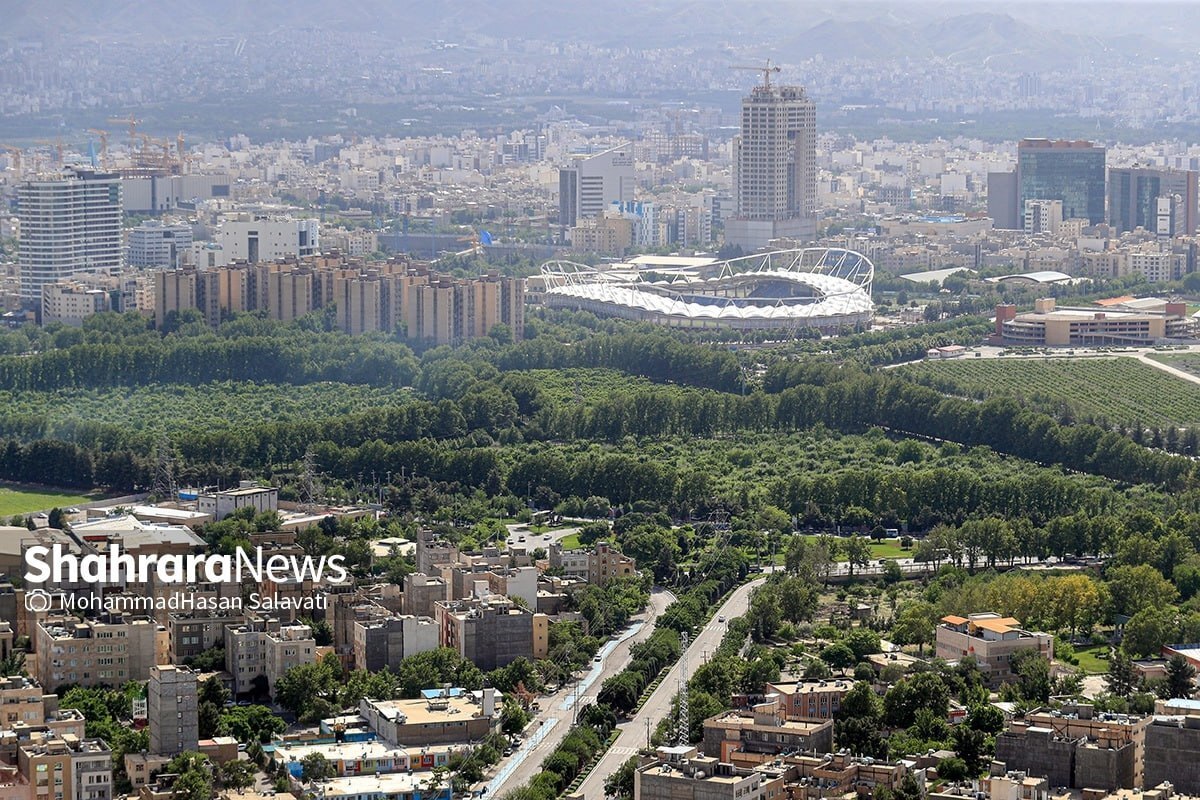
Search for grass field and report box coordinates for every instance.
[557,533,582,550]
[801,535,912,561]
[1072,643,1110,674]
[901,356,1200,428]
[0,484,104,517]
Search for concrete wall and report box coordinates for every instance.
[994,729,1075,789]
[1145,719,1200,792]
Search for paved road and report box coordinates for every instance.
[483,586,676,798]
[885,342,1200,370]
[574,578,766,800]
[504,523,582,552]
[1136,350,1200,388]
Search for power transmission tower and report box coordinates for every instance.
[153,435,175,500]
[299,446,322,511]
[676,631,689,747]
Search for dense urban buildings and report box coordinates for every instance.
[1108,166,1199,237]
[34,615,158,693]
[127,221,193,269]
[153,255,524,344]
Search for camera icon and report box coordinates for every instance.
[24,589,52,613]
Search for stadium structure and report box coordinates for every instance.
[539,247,875,332]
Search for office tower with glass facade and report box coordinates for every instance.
[1017,139,1106,225]
[1108,166,1198,237]
[17,168,123,308]
[725,80,817,250]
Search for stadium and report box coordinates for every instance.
[539,247,875,332]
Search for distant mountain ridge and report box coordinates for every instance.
[0,0,1191,72]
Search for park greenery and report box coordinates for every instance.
[6,300,1200,788]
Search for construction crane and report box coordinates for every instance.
[87,129,109,167]
[731,59,781,90]
[175,132,188,172]
[108,114,141,148]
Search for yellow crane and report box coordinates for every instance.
[108,114,141,148]
[176,131,187,172]
[87,129,109,167]
[731,59,781,90]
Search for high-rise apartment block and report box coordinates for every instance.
[1017,139,1106,225]
[152,256,523,345]
[17,169,123,308]
[1108,166,1199,237]
[147,666,198,756]
[558,145,636,228]
[725,78,817,250]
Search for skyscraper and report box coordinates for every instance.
[1108,166,1198,237]
[725,78,817,250]
[17,168,123,308]
[1017,139,1106,225]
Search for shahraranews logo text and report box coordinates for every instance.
[24,543,348,586]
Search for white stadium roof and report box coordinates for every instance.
[541,247,875,329]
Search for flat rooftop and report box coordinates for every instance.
[766,680,853,695]
[272,738,464,763]
[707,711,829,733]
[364,695,493,726]
[320,772,433,796]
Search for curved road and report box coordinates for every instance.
[574,577,766,800]
[484,586,677,798]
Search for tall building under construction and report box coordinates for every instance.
[725,72,817,251]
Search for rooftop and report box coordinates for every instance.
[360,692,496,727]
[271,738,466,764]
[319,772,440,797]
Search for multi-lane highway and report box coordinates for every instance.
[482,585,677,798]
[572,577,766,800]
